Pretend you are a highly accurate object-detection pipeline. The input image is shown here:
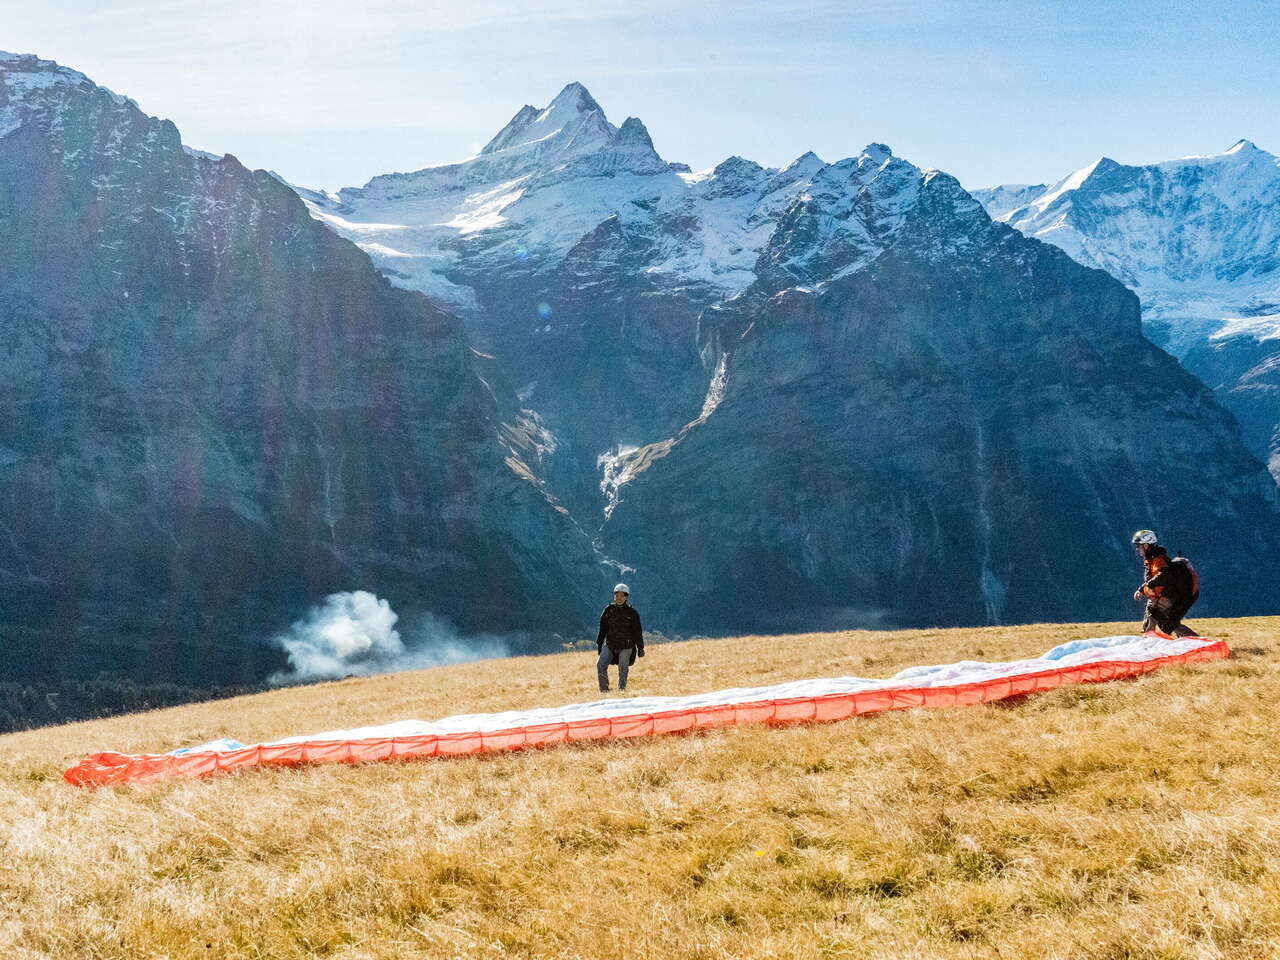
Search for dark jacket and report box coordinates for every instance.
[1139,546,1199,616]
[597,602,644,663]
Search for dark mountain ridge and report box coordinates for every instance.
[0,54,605,687]
[301,92,1280,631]
[1,59,1277,692]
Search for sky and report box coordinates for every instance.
[4,0,1277,191]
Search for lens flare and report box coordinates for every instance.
[537,302,553,320]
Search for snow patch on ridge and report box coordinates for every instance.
[1027,157,1109,213]
[1212,312,1280,343]
[697,352,728,422]
[597,353,729,523]
[597,444,641,522]
[979,140,1280,355]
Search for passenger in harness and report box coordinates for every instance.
[1130,529,1200,638]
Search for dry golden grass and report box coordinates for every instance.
[2,617,1279,959]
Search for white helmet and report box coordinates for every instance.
[1131,529,1158,545]
[613,582,630,595]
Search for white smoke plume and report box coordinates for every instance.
[269,591,510,685]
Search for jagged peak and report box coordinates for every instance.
[1,51,88,87]
[1210,139,1276,162]
[1071,156,1122,182]
[0,52,127,101]
[712,155,766,178]
[1148,139,1279,171]
[858,143,893,165]
[478,82,610,158]
[478,104,538,155]
[784,150,825,172]
[615,116,654,148]
[1019,156,1116,212]
[817,144,919,187]
[763,151,826,194]
[1,51,63,68]
[546,81,602,116]
[0,52,140,112]
[686,155,769,198]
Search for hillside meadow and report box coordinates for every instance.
[2,617,1278,959]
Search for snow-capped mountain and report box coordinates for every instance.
[2,51,1276,669]
[967,182,1046,220]
[0,54,604,688]
[296,85,872,523]
[973,141,1280,480]
[295,87,1280,631]
[298,83,828,315]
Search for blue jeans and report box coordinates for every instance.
[597,645,631,692]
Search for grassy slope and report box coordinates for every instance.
[2,618,1278,960]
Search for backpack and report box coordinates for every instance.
[1169,556,1200,606]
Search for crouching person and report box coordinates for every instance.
[597,583,644,692]
[1130,529,1200,638]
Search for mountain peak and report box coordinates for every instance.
[1,51,88,86]
[1219,138,1276,162]
[547,81,601,115]
[478,104,538,155]
[858,143,893,165]
[1159,139,1277,168]
[764,151,825,189]
[1091,156,1122,176]
[1,51,137,115]
[713,155,765,177]
[478,82,608,157]
[616,116,655,149]
[778,151,825,178]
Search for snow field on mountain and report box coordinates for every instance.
[978,140,1280,350]
[290,82,935,315]
[975,139,1280,483]
[1213,311,1280,343]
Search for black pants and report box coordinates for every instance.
[1143,600,1196,638]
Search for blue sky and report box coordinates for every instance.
[5,0,1277,190]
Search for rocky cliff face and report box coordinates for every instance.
[0,54,604,686]
[300,90,1280,632]
[297,89,837,523]
[602,163,1280,629]
[973,141,1280,482]
[4,60,1276,676]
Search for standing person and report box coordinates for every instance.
[1130,529,1200,638]
[597,583,644,693]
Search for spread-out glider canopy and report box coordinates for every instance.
[64,632,1226,787]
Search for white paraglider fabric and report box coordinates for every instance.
[64,632,1225,786]
[184,633,1209,751]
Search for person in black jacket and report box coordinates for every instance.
[597,583,644,692]
[1130,529,1200,637]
